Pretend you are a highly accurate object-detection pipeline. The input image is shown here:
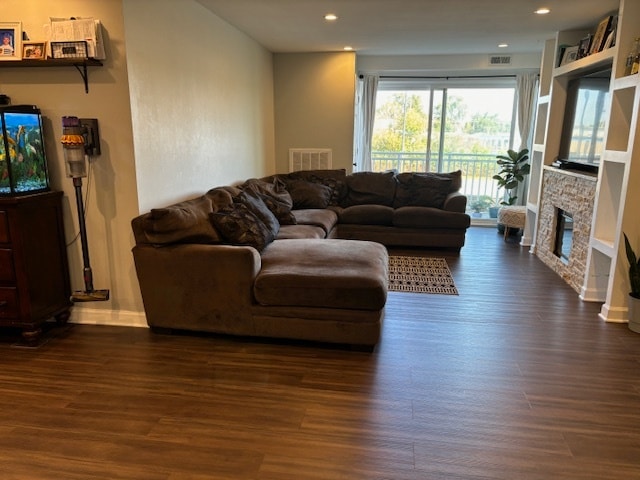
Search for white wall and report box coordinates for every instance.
[357,52,542,76]
[0,0,275,327]
[273,53,356,173]
[123,0,275,212]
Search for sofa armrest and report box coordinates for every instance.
[132,243,261,331]
[443,191,467,213]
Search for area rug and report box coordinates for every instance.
[388,256,458,295]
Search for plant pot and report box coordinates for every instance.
[629,294,640,333]
[489,207,499,218]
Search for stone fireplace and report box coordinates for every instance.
[535,168,596,294]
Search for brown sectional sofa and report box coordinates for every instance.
[131,169,470,348]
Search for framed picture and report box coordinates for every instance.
[560,46,579,66]
[590,16,613,54]
[0,22,22,61]
[578,35,592,58]
[22,41,46,60]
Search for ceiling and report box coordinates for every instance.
[197,0,619,56]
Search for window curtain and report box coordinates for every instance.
[517,72,538,150]
[353,74,378,172]
[515,72,539,205]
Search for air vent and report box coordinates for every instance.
[289,148,332,172]
[489,55,512,66]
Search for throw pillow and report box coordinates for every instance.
[412,170,462,193]
[242,178,297,225]
[285,179,332,209]
[344,171,397,207]
[281,169,347,206]
[210,203,275,252]
[393,172,453,208]
[143,195,221,245]
[236,189,280,238]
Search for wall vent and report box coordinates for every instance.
[289,148,332,172]
[489,55,512,66]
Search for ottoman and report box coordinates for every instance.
[251,238,388,347]
[498,206,526,240]
[255,239,388,310]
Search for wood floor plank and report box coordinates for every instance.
[0,226,639,479]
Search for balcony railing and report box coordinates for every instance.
[371,151,503,218]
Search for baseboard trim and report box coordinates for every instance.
[598,303,629,323]
[69,307,148,328]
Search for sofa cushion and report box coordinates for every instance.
[236,190,280,237]
[344,171,397,207]
[292,208,338,235]
[242,178,297,225]
[339,205,394,226]
[282,169,347,206]
[393,172,453,208]
[285,179,333,209]
[255,239,387,310]
[276,224,327,239]
[443,170,463,192]
[142,195,221,245]
[393,206,471,229]
[210,203,276,252]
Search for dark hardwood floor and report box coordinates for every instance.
[1,226,639,479]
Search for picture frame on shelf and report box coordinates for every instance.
[22,41,46,60]
[560,46,579,66]
[590,16,613,54]
[0,22,22,61]
[578,35,592,58]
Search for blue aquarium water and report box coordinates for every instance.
[0,106,50,195]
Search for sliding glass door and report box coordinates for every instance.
[370,80,518,218]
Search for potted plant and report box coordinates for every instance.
[493,148,530,235]
[469,195,494,218]
[623,233,640,333]
[493,148,531,206]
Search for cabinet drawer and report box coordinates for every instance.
[0,287,18,318]
[0,249,15,282]
[0,210,8,244]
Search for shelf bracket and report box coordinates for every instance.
[74,62,90,94]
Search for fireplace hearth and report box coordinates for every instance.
[535,168,596,294]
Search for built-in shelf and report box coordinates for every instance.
[529,0,640,324]
[0,58,103,93]
[591,237,616,257]
[525,202,538,214]
[613,73,639,90]
[554,47,616,77]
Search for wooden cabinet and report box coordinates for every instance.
[0,191,71,342]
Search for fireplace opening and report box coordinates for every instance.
[553,208,573,264]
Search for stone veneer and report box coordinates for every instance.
[535,168,596,294]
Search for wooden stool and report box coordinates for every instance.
[497,206,526,240]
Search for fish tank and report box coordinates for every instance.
[0,105,50,195]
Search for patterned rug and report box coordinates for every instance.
[388,256,458,295]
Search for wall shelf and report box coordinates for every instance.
[0,58,103,93]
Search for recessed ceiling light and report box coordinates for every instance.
[535,7,550,15]
[343,46,354,51]
[324,13,338,21]
[498,43,509,48]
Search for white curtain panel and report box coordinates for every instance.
[515,72,539,205]
[353,74,379,172]
[516,72,538,151]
